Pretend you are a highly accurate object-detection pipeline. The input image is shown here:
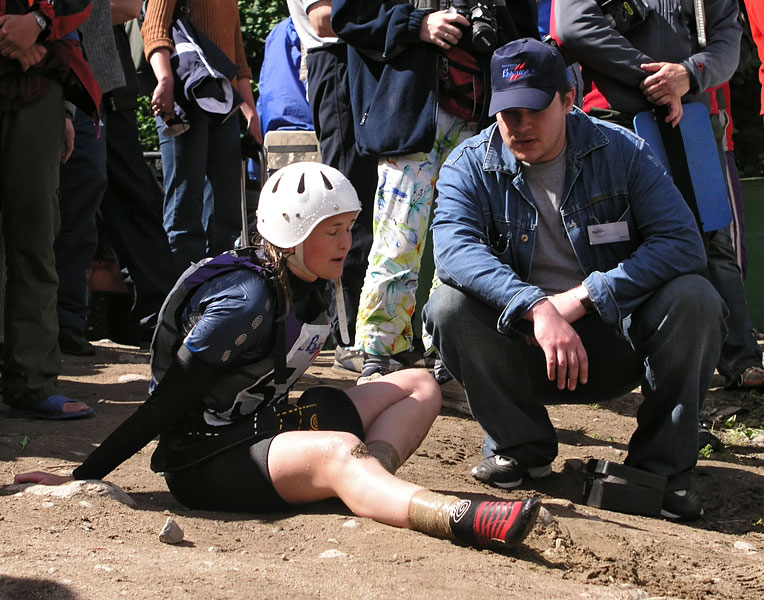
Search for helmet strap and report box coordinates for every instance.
[286,243,319,281]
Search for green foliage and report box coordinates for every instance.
[698,444,715,458]
[239,0,290,90]
[137,95,160,153]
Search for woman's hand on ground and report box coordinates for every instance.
[13,472,74,486]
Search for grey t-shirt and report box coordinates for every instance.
[522,146,584,294]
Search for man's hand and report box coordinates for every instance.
[420,10,468,50]
[13,471,75,486]
[547,287,588,324]
[527,299,589,391]
[0,13,42,57]
[640,62,690,126]
[61,117,75,164]
[9,42,46,71]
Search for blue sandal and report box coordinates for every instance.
[8,394,94,420]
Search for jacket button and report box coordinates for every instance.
[568,221,576,228]
[520,234,529,242]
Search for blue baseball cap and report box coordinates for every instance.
[489,38,569,116]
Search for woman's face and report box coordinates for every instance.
[292,211,358,281]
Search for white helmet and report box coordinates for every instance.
[257,162,361,248]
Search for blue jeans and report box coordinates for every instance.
[157,105,241,275]
[424,274,726,490]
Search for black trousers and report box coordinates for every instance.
[306,44,378,346]
[101,105,177,330]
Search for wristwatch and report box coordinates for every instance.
[31,11,48,32]
[573,285,595,313]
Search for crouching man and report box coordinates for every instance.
[424,38,726,521]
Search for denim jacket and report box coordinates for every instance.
[433,108,707,334]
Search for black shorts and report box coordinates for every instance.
[164,386,363,513]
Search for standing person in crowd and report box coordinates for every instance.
[13,163,541,552]
[0,0,94,419]
[284,0,378,374]
[142,0,261,276]
[553,0,764,390]
[331,0,540,383]
[55,0,143,357]
[424,39,726,521]
[99,9,178,346]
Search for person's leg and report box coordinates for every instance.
[707,225,762,386]
[101,107,177,331]
[0,84,88,414]
[344,368,441,472]
[355,112,473,364]
[425,284,644,467]
[306,46,378,349]
[54,107,107,349]
[205,114,242,257]
[625,274,726,490]
[158,108,210,274]
[267,430,541,549]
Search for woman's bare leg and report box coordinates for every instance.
[267,429,542,550]
[345,369,441,466]
[268,430,422,527]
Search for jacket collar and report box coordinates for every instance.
[482,107,610,175]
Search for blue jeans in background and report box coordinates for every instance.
[158,105,241,275]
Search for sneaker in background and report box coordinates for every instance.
[471,455,552,489]
[356,355,403,384]
[59,326,96,356]
[661,489,704,522]
[332,347,365,374]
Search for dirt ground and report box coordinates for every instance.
[1,341,763,600]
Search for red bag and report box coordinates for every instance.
[437,46,485,122]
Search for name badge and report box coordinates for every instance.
[587,222,630,245]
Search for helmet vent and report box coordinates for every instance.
[297,174,306,194]
[321,172,334,190]
[271,173,283,192]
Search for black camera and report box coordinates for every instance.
[596,0,651,34]
[444,0,498,54]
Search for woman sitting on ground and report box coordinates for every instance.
[14,163,540,551]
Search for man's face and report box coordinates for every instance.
[496,90,574,164]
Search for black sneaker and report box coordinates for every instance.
[471,455,552,489]
[661,489,704,522]
[357,355,403,384]
[59,326,96,356]
[698,422,722,452]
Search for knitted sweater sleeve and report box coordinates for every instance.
[141,0,176,59]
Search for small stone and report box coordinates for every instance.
[280,553,288,561]
[319,549,348,559]
[733,540,757,553]
[342,519,359,529]
[327,538,339,544]
[158,517,184,544]
[272,526,283,534]
[751,434,764,447]
[554,537,565,549]
[42,501,55,508]
[118,374,149,383]
[537,507,554,526]
[79,501,93,509]
[208,546,221,553]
